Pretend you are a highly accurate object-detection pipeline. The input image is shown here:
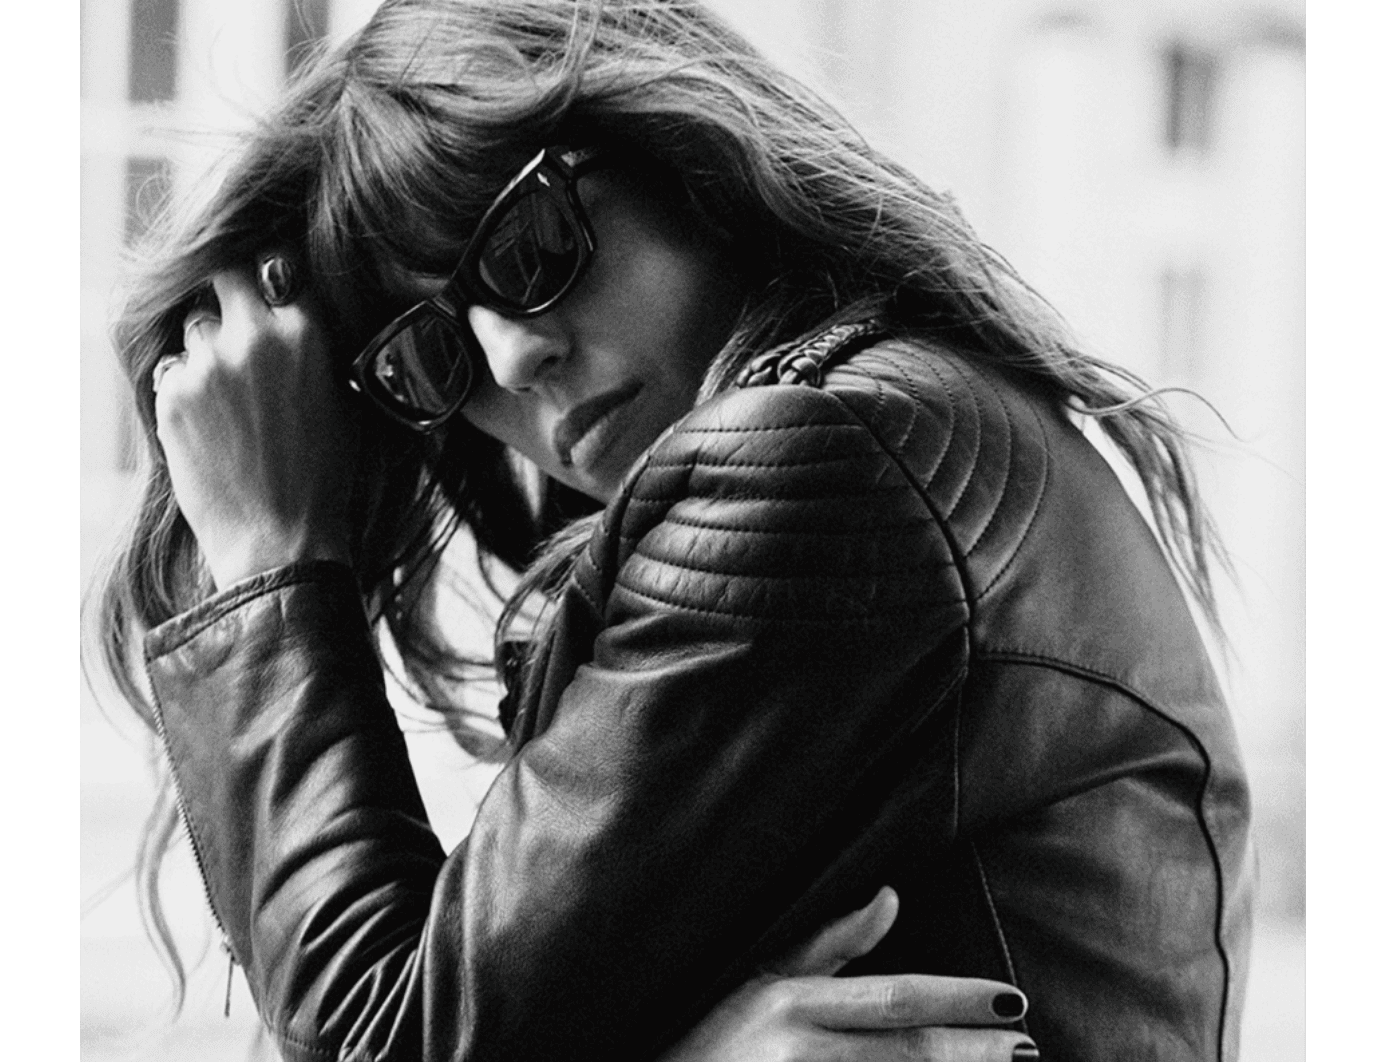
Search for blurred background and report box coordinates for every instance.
[80,0,1305,1058]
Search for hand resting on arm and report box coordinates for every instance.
[664,887,1038,1062]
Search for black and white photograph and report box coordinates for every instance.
[79,1,1308,1059]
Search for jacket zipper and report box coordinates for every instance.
[150,695,241,1015]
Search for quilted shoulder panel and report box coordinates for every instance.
[600,381,967,632]
[820,341,1052,607]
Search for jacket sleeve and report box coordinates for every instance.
[145,382,971,1062]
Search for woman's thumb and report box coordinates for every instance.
[767,886,900,978]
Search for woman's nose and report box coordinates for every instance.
[467,305,569,392]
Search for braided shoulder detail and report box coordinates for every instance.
[734,320,889,389]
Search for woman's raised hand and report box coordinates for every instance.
[153,259,358,591]
[659,888,1039,1062]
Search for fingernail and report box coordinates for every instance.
[992,990,1025,1019]
[258,253,298,305]
[183,312,215,345]
[1012,1043,1040,1061]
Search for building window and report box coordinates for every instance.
[285,0,332,78]
[1162,42,1219,155]
[128,0,180,103]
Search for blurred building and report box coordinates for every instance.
[725,0,1307,911]
[81,0,1305,1058]
[702,0,1306,923]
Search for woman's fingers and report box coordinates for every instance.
[669,892,1033,1062]
[808,1025,1038,1062]
[150,306,211,413]
[660,972,1037,1062]
[208,266,275,352]
[772,887,901,977]
[205,253,308,360]
[782,974,1027,1030]
[151,351,186,396]
[154,260,358,590]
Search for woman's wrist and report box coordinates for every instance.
[204,529,352,592]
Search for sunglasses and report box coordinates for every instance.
[349,146,607,431]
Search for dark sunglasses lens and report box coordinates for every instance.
[368,313,473,420]
[476,185,584,308]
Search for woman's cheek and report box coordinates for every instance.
[461,387,558,475]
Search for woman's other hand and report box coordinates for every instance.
[153,259,358,591]
[660,888,1039,1062]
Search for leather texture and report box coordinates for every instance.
[146,336,1252,1062]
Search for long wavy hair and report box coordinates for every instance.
[86,0,1226,1008]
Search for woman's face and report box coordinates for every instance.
[396,171,747,502]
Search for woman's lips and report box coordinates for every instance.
[553,381,644,468]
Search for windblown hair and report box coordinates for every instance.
[86,0,1226,1007]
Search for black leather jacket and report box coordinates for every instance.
[146,333,1252,1062]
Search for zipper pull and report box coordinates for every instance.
[220,937,238,1017]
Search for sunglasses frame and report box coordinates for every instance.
[350,146,607,431]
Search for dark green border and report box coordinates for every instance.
[9,0,74,1053]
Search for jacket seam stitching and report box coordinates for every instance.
[571,572,604,615]
[976,647,1149,693]
[620,552,956,584]
[820,382,980,628]
[676,421,859,435]
[975,401,1051,601]
[611,579,961,622]
[868,365,932,488]
[872,353,942,486]
[271,1026,338,1059]
[652,515,935,538]
[624,485,916,506]
[970,841,1029,1036]
[951,687,962,839]
[819,370,976,849]
[933,362,985,525]
[976,648,1233,1058]
[639,452,871,471]
[954,368,1014,557]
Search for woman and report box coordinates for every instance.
[93,1,1252,1059]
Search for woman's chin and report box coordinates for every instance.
[544,461,619,505]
